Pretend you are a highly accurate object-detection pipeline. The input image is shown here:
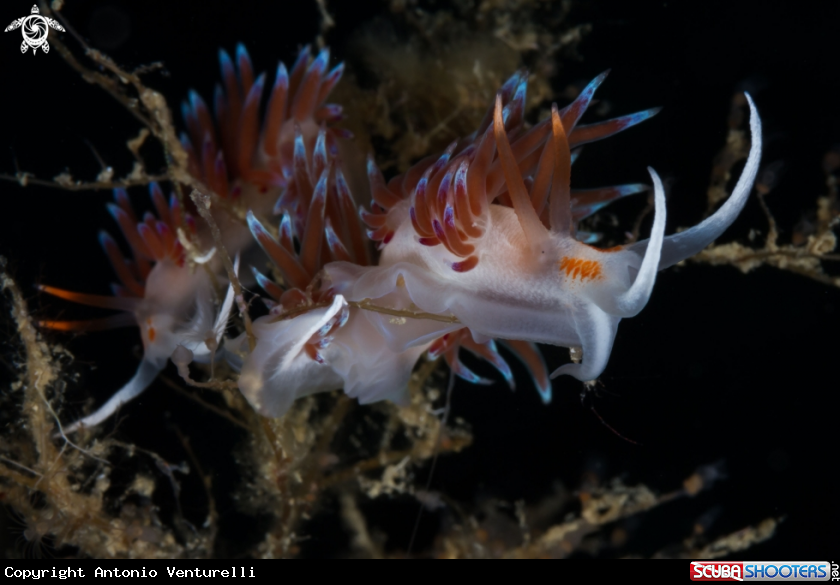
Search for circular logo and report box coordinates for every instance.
[21,15,47,49]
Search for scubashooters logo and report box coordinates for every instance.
[5,5,64,54]
[691,561,834,581]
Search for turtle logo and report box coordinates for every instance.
[5,5,64,54]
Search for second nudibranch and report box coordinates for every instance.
[39,185,235,433]
[39,45,347,432]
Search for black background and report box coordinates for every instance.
[1,0,838,558]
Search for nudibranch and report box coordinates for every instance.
[237,70,723,418]
[318,74,762,406]
[39,184,234,432]
[39,45,347,430]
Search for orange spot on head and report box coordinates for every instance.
[146,318,157,342]
[559,256,602,281]
[596,245,624,253]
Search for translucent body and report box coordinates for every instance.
[63,260,225,432]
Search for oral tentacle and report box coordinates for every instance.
[610,166,667,318]
[629,93,763,270]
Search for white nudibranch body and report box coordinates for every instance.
[39,182,240,433]
[317,93,763,407]
[67,260,228,433]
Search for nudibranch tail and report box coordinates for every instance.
[62,359,165,434]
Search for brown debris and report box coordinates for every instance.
[333,0,588,174]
